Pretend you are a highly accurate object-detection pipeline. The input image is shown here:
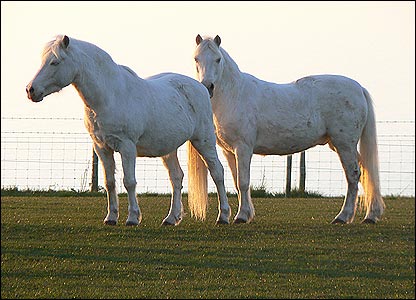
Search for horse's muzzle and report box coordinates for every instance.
[26,84,43,102]
[206,83,214,98]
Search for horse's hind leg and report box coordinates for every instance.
[93,144,119,225]
[161,151,184,226]
[330,142,360,224]
[191,140,231,224]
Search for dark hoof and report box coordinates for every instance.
[125,221,139,226]
[361,218,376,224]
[161,220,175,226]
[233,218,247,224]
[331,218,346,224]
[104,220,117,226]
[216,219,230,225]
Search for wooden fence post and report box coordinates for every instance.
[285,155,292,197]
[299,151,306,193]
[90,149,98,192]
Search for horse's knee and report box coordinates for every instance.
[105,178,116,192]
[123,177,137,190]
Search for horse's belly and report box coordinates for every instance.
[135,127,192,157]
[254,128,328,155]
[135,140,187,157]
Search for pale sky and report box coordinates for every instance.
[1,1,415,121]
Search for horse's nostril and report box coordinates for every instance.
[26,86,34,94]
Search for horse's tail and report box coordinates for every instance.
[187,141,208,220]
[359,88,385,221]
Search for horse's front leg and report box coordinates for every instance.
[234,146,255,223]
[119,140,141,226]
[161,151,184,225]
[93,144,119,225]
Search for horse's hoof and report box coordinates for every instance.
[331,218,346,224]
[104,220,117,226]
[361,218,376,224]
[161,220,175,226]
[233,218,247,224]
[125,221,139,226]
[216,219,229,225]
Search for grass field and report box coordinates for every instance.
[1,195,415,299]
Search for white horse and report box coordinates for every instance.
[26,35,231,226]
[193,34,385,224]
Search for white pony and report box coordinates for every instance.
[26,35,231,226]
[193,34,385,224]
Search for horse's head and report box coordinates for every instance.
[26,35,76,102]
[194,34,224,98]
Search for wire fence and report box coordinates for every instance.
[1,117,414,197]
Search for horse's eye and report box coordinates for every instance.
[194,57,199,63]
[50,60,60,66]
[216,58,221,63]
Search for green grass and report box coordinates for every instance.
[1,195,414,299]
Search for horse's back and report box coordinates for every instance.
[147,72,207,94]
[294,74,364,99]
[250,74,368,124]
[147,72,213,119]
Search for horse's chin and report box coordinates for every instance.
[31,97,44,103]
[28,94,44,103]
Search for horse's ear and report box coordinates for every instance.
[196,34,203,45]
[62,35,70,49]
[214,35,221,47]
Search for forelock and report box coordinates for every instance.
[41,35,64,60]
[197,37,220,54]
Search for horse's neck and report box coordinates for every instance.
[73,69,111,112]
[214,49,243,105]
[72,45,142,112]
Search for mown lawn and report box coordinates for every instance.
[1,195,415,299]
